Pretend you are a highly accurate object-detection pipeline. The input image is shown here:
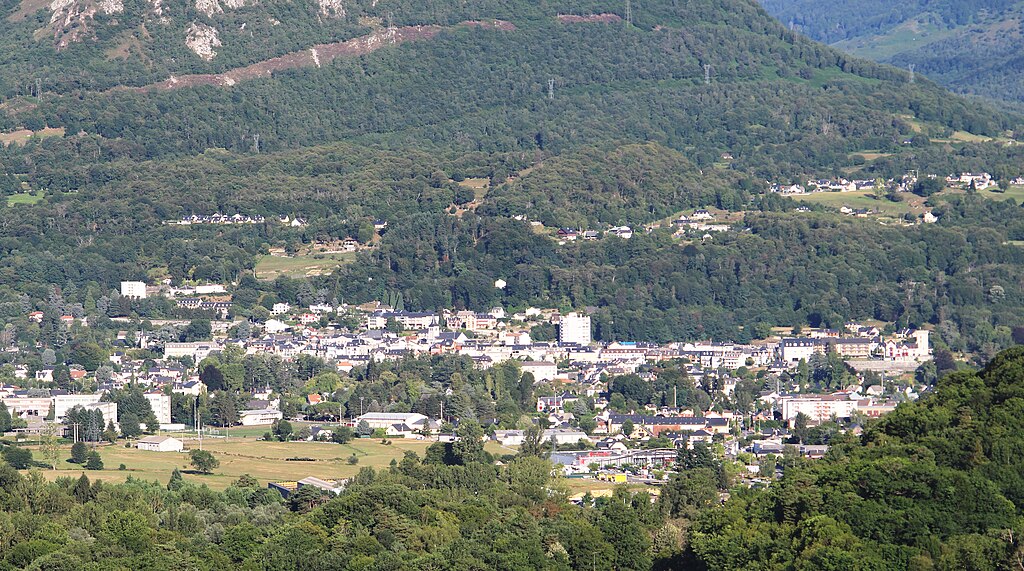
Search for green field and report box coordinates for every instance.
[977,185,1024,202]
[790,190,914,216]
[32,436,436,490]
[6,191,44,206]
[254,252,356,279]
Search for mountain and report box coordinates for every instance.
[1,0,1024,352]
[759,0,1024,106]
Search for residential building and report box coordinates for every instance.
[559,313,591,345]
[120,281,147,299]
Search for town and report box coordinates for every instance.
[0,278,937,493]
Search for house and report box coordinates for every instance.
[556,228,579,241]
[386,423,420,438]
[608,226,633,239]
[271,303,291,315]
[310,426,334,441]
[691,209,715,220]
[136,435,184,452]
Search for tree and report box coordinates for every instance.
[356,420,372,437]
[103,420,118,443]
[39,423,60,469]
[85,451,104,470]
[621,420,635,438]
[331,426,355,443]
[200,364,226,391]
[189,449,220,474]
[452,421,487,465]
[519,425,550,458]
[272,419,293,441]
[0,402,11,433]
[167,468,185,491]
[2,446,32,469]
[210,391,239,427]
[912,177,942,197]
[69,342,106,371]
[659,467,719,518]
[120,412,142,438]
[70,441,88,464]
[180,320,212,342]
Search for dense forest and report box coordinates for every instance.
[1,0,1024,353]
[3,347,1024,569]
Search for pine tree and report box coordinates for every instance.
[85,451,104,470]
[0,403,11,433]
[167,468,185,491]
[70,441,88,464]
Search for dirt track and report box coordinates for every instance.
[132,20,515,92]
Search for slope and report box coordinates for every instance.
[686,346,1024,569]
[759,0,1024,106]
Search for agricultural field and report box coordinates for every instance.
[254,252,356,280]
[0,127,64,146]
[31,435,435,490]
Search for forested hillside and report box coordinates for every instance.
[759,0,1024,105]
[1,0,1024,354]
[4,347,1024,569]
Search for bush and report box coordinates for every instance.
[346,454,359,465]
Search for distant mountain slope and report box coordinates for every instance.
[759,0,1024,105]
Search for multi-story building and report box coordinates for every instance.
[120,281,147,299]
[558,313,591,345]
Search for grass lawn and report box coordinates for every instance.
[254,252,356,280]
[7,191,44,206]
[790,190,914,216]
[977,185,1024,203]
[31,437,435,490]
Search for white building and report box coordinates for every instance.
[136,435,184,452]
[194,284,227,295]
[779,394,858,424]
[271,303,291,315]
[144,392,172,425]
[558,313,591,345]
[53,393,106,421]
[120,281,147,299]
[519,361,558,382]
[164,342,217,361]
[780,338,817,364]
[353,412,429,430]
[240,408,284,425]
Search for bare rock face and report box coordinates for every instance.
[318,0,344,18]
[186,22,222,60]
[48,0,124,48]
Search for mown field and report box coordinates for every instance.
[790,190,915,215]
[26,436,642,494]
[32,436,436,490]
[254,252,356,280]
[6,191,44,206]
